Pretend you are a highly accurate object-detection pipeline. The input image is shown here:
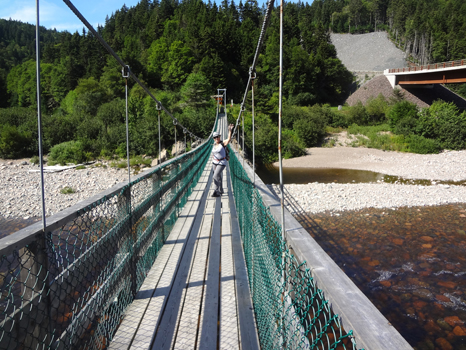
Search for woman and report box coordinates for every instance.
[211,124,234,197]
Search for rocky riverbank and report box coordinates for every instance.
[0,159,140,220]
[271,147,466,215]
[2,146,466,220]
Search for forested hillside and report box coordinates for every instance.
[307,0,466,66]
[1,0,466,163]
[0,0,353,161]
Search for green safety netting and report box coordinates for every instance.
[0,140,211,350]
[228,146,358,350]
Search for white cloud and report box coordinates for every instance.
[1,2,36,23]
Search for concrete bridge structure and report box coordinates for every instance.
[384,59,466,88]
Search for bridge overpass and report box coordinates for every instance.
[384,59,466,88]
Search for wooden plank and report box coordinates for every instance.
[220,194,240,350]
[174,197,214,349]
[225,165,260,350]
[150,168,214,350]
[198,192,222,348]
[109,169,210,349]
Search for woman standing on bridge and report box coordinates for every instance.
[211,124,234,197]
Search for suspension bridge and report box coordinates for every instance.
[0,0,415,349]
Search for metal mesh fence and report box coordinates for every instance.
[0,141,211,350]
[228,147,359,350]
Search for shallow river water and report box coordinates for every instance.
[296,204,466,350]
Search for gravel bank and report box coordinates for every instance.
[0,160,134,220]
[2,146,466,220]
[330,32,407,71]
[272,182,466,215]
[270,147,466,215]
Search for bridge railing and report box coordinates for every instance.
[228,146,412,349]
[388,59,466,73]
[0,140,212,350]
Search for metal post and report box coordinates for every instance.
[157,103,162,166]
[174,120,177,157]
[217,88,220,117]
[251,71,256,186]
[242,104,245,169]
[279,0,286,346]
[122,65,130,183]
[35,0,46,230]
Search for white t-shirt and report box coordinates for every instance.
[212,142,227,166]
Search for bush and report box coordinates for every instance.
[365,94,389,124]
[393,116,418,136]
[293,114,326,147]
[0,124,33,158]
[406,134,440,154]
[48,140,89,165]
[282,129,306,159]
[60,186,76,194]
[347,101,369,125]
[417,101,466,150]
[387,101,418,131]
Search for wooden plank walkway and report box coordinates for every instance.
[109,161,259,350]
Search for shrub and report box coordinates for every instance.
[393,116,418,136]
[30,155,40,165]
[406,135,440,154]
[387,101,418,131]
[0,124,33,158]
[365,94,389,124]
[347,101,369,125]
[48,140,89,165]
[282,129,306,159]
[60,186,76,194]
[293,114,326,147]
[417,101,466,150]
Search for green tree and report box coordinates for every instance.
[179,72,212,108]
[162,41,195,89]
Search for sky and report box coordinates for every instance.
[0,0,306,33]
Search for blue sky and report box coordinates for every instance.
[1,0,307,33]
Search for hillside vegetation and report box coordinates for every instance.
[0,0,466,164]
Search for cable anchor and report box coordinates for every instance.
[122,65,130,78]
[156,103,162,111]
[249,67,257,80]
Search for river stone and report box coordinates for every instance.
[436,319,453,331]
[444,316,463,327]
[435,337,453,350]
[453,325,466,336]
[413,288,433,301]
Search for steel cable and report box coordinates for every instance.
[62,0,203,142]
[231,0,275,139]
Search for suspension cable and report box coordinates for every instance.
[35,0,46,229]
[62,0,203,142]
[231,0,275,139]
[122,65,131,183]
[251,71,256,187]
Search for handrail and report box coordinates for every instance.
[0,135,213,349]
[388,59,466,73]
[229,147,412,350]
[0,140,207,257]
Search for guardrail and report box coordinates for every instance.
[229,146,412,349]
[0,140,211,350]
[388,59,466,73]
